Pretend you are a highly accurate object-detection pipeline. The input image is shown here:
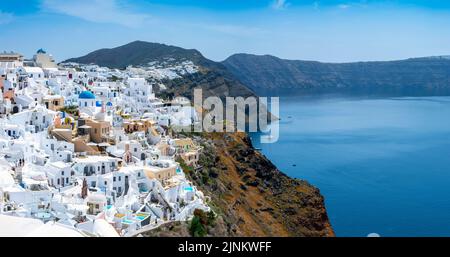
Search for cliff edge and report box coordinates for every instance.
[147,132,334,237]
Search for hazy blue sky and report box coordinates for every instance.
[2,0,450,62]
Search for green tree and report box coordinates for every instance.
[190,216,206,237]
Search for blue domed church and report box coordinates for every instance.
[78,91,96,108]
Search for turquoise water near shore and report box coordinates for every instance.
[251,96,450,237]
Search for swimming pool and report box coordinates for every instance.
[122,219,134,225]
[135,216,146,221]
[35,212,51,220]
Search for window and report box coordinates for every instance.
[95,204,99,209]
[66,178,69,184]
[104,181,107,185]
[118,176,121,181]
[113,177,116,182]
[57,178,60,185]
[84,102,87,107]
[61,171,64,176]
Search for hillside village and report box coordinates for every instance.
[0,49,211,237]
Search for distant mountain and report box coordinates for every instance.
[222,54,450,96]
[64,41,255,100]
[65,41,205,69]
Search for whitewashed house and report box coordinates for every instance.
[8,106,56,133]
[72,156,119,177]
[22,67,45,81]
[45,161,73,188]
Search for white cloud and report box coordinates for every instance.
[338,4,351,9]
[0,11,14,25]
[337,1,369,10]
[272,0,290,10]
[41,0,150,27]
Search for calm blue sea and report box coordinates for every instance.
[251,96,450,237]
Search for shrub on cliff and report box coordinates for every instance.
[189,209,216,237]
[190,216,207,237]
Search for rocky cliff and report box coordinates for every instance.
[145,132,334,237]
[223,54,450,96]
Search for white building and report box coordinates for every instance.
[45,161,73,188]
[0,52,23,70]
[72,156,119,177]
[33,49,57,69]
[8,106,56,133]
[78,90,96,107]
[125,78,155,101]
[22,67,45,81]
